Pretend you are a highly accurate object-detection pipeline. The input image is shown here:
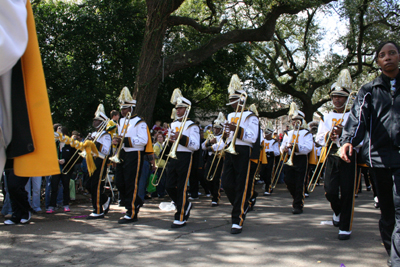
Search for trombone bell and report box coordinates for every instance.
[224,143,238,155]
[168,150,177,159]
[285,159,293,166]
[109,155,122,164]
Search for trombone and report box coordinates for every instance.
[225,92,248,155]
[284,121,301,167]
[205,132,225,181]
[109,112,131,164]
[307,90,358,192]
[61,120,109,175]
[152,106,191,186]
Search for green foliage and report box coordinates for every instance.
[33,0,146,134]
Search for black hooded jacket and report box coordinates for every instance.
[340,70,400,168]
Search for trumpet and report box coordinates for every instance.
[307,90,358,193]
[152,106,191,186]
[110,112,131,164]
[225,92,248,155]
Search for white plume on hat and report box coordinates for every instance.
[330,69,352,97]
[119,87,136,107]
[170,88,191,108]
[214,112,226,128]
[94,104,108,122]
[288,102,306,126]
[249,104,259,116]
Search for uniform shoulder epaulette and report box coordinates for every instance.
[185,121,196,129]
[303,129,312,136]
[134,117,146,126]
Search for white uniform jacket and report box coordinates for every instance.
[264,139,280,157]
[226,110,259,147]
[90,131,111,159]
[280,129,313,156]
[315,111,350,148]
[118,115,148,152]
[202,134,225,156]
[169,120,200,153]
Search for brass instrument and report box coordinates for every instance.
[152,106,191,186]
[307,90,358,193]
[61,121,109,175]
[109,112,131,164]
[271,149,288,189]
[284,121,301,166]
[151,135,170,187]
[206,132,225,181]
[224,92,248,155]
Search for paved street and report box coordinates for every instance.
[0,184,388,267]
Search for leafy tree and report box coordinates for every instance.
[33,0,146,133]
[134,0,337,124]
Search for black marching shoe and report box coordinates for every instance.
[231,228,242,234]
[87,213,105,220]
[118,215,138,224]
[171,221,186,228]
[338,230,351,240]
[292,208,303,214]
[211,202,219,207]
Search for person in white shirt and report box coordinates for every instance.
[165,89,200,228]
[221,75,259,234]
[262,128,280,195]
[86,104,112,220]
[113,87,153,224]
[280,103,313,214]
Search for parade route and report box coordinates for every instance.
[0,184,387,267]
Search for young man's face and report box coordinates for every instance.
[331,95,347,109]
[121,107,131,117]
[377,43,400,75]
[92,119,102,129]
[176,107,186,118]
[292,119,301,128]
[213,126,222,135]
[229,98,239,111]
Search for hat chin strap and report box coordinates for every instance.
[226,98,241,106]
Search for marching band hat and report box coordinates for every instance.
[94,104,108,122]
[119,87,136,108]
[227,74,246,101]
[308,121,319,129]
[330,69,352,97]
[171,88,191,108]
[264,128,274,135]
[214,112,226,129]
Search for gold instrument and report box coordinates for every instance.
[109,112,131,164]
[307,90,358,193]
[61,120,109,175]
[151,134,170,187]
[270,153,288,189]
[224,91,248,155]
[152,105,191,186]
[205,132,225,182]
[284,121,301,167]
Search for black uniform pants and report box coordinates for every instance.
[284,154,308,210]
[369,168,400,265]
[261,152,275,192]
[205,155,223,203]
[7,170,30,223]
[166,152,193,222]
[221,145,252,226]
[115,150,143,219]
[88,157,109,214]
[324,153,356,232]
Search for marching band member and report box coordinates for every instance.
[315,69,356,240]
[165,89,200,228]
[280,103,313,214]
[86,104,112,219]
[221,74,259,234]
[262,127,280,195]
[203,113,226,207]
[248,105,265,211]
[112,87,153,224]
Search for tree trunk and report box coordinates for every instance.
[134,1,184,124]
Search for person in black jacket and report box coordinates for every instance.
[340,41,400,267]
